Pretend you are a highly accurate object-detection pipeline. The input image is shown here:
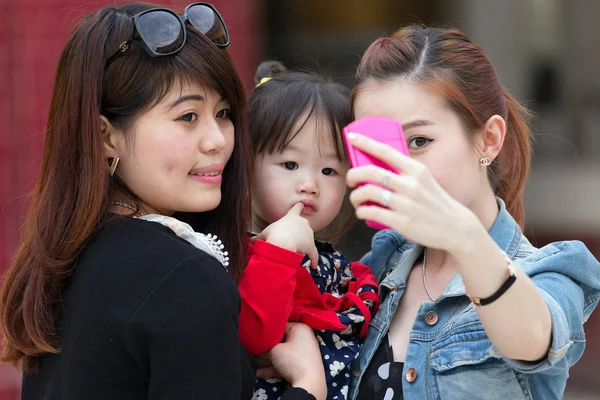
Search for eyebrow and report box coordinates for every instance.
[167,94,226,110]
[284,144,338,160]
[402,119,435,131]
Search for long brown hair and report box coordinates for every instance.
[352,26,531,228]
[0,3,251,371]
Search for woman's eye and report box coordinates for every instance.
[282,162,298,171]
[178,113,197,123]
[322,168,336,176]
[408,136,433,149]
[216,108,233,119]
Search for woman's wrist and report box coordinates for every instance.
[446,210,487,258]
[449,222,513,299]
[291,375,326,400]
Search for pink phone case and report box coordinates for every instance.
[342,116,409,230]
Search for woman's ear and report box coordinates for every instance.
[479,114,506,162]
[100,115,124,158]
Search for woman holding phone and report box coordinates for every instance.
[0,3,324,399]
[345,25,600,400]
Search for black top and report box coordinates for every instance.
[357,334,404,400]
[22,217,315,400]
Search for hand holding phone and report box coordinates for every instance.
[342,116,409,230]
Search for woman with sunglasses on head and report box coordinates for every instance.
[0,3,324,400]
[344,26,600,399]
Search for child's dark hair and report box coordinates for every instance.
[249,61,354,242]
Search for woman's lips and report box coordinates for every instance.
[188,164,225,184]
[189,173,222,184]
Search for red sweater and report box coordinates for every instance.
[239,239,379,356]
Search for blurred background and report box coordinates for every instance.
[0,0,598,398]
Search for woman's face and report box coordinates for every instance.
[108,81,235,215]
[353,79,489,210]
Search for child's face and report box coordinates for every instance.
[253,117,348,233]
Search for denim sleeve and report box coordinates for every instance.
[500,241,600,374]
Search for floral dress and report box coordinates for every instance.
[252,241,379,400]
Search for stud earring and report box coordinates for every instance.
[479,157,491,167]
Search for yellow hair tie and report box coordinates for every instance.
[256,77,271,87]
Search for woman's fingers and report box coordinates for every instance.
[348,177,419,209]
[255,353,272,368]
[347,165,392,189]
[354,204,409,234]
[345,132,423,175]
[347,163,424,194]
[348,183,390,209]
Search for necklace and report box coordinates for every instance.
[110,201,142,214]
[422,248,436,302]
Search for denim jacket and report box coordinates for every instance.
[349,199,600,400]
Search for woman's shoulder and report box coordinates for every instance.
[358,230,416,282]
[93,217,206,257]
[516,236,600,304]
[364,230,415,262]
[64,218,238,346]
[516,236,599,274]
[372,229,413,250]
[79,217,231,289]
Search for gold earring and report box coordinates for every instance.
[479,157,491,167]
[108,157,120,176]
[255,77,271,87]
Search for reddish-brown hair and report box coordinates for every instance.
[352,26,531,228]
[0,3,251,371]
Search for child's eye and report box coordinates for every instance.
[216,108,233,120]
[282,162,298,171]
[178,113,197,123]
[322,168,337,176]
[408,136,433,149]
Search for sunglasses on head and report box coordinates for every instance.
[105,2,230,68]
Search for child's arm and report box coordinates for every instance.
[239,238,305,356]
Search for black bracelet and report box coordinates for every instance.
[467,255,517,307]
[286,387,316,400]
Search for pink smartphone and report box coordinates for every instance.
[342,116,409,230]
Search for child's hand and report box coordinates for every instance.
[256,203,319,268]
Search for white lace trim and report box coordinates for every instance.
[139,214,229,270]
